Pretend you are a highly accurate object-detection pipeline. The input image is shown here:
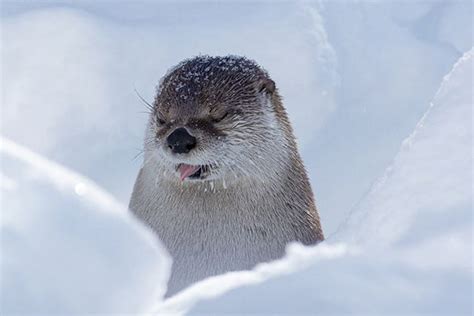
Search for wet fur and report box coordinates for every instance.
[129,56,324,297]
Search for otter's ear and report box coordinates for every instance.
[258,78,276,95]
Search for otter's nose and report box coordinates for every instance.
[167,127,197,154]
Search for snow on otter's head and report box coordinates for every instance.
[144,55,288,184]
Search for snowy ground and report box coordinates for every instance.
[1,1,472,315]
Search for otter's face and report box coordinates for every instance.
[145,56,283,183]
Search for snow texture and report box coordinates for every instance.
[1,1,472,315]
[1,137,171,314]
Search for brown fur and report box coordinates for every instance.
[130,55,324,296]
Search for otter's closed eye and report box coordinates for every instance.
[157,117,166,125]
[212,112,228,123]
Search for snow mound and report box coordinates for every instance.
[340,49,473,247]
[0,137,171,314]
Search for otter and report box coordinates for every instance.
[129,55,324,297]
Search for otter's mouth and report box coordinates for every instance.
[177,164,210,181]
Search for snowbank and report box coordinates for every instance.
[340,49,473,247]
[1,137,171,314]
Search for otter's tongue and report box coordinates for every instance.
[178,164,200,181]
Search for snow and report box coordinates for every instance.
[1,137,171,314]
[339,49,473,247]
[1,1,472,315]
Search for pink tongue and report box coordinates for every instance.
[178,164,200,181]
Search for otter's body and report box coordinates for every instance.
[130,56,323,296]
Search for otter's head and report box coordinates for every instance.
[145,55,290,184]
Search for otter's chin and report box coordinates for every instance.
[176,163,211,181]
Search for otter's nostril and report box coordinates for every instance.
[167,127,197,154]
